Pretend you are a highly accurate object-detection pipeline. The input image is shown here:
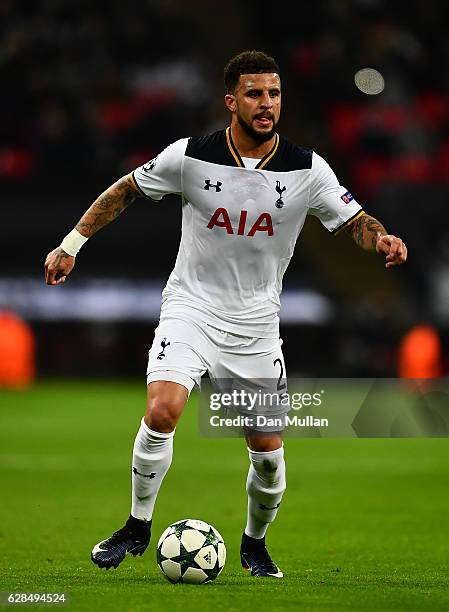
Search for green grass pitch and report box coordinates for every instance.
[1,381,448,611]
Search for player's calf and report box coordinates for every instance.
[245,445,286,538]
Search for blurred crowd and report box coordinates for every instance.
[3,1,448,186]
[0,0,210,180]
[1,0,448,375]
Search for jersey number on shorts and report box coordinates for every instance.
[273,358,286,391]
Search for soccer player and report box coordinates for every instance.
[44,51,407,578]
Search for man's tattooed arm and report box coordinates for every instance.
[346,212,407,268]
[44,174,141,284]
[348,213,387,251]
[75,174,140,238]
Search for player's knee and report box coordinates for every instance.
[247,433,283,453]
[145,397,179,433]
[145,381,188,433]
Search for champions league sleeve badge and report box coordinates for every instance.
[341,191,353,204]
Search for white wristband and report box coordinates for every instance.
[60,228,88,257]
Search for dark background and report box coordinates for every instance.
[1,0,448,377]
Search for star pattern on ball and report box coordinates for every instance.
[157,519,226,584]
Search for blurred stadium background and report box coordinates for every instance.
[1,0,449,382]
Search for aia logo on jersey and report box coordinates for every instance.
[341,191,353,204]
[207,208,273,236]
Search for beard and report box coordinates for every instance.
[237,111,277,144]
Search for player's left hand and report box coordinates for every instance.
[376,234,407,269]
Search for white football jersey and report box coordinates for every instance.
[132,128,363,338]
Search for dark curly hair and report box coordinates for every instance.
[224,50,280,94]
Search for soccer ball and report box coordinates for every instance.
[157,519,226,584]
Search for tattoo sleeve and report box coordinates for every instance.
[348,213,388,251]
[75,174,140,238]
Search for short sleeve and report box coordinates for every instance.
[131,138,189,201]
[308,153,364,234]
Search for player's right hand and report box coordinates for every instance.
[44,247,75,285]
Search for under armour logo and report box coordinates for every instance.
[275,180,287,208]
[259,502,281,511]
[157,338,170,360]
[133,467,156,479]
[204,179,222,192]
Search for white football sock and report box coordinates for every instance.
[245,446,286,539]
[131,418,174,522]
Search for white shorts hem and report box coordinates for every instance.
[146,370,196,394]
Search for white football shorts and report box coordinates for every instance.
[146,317,289,419]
